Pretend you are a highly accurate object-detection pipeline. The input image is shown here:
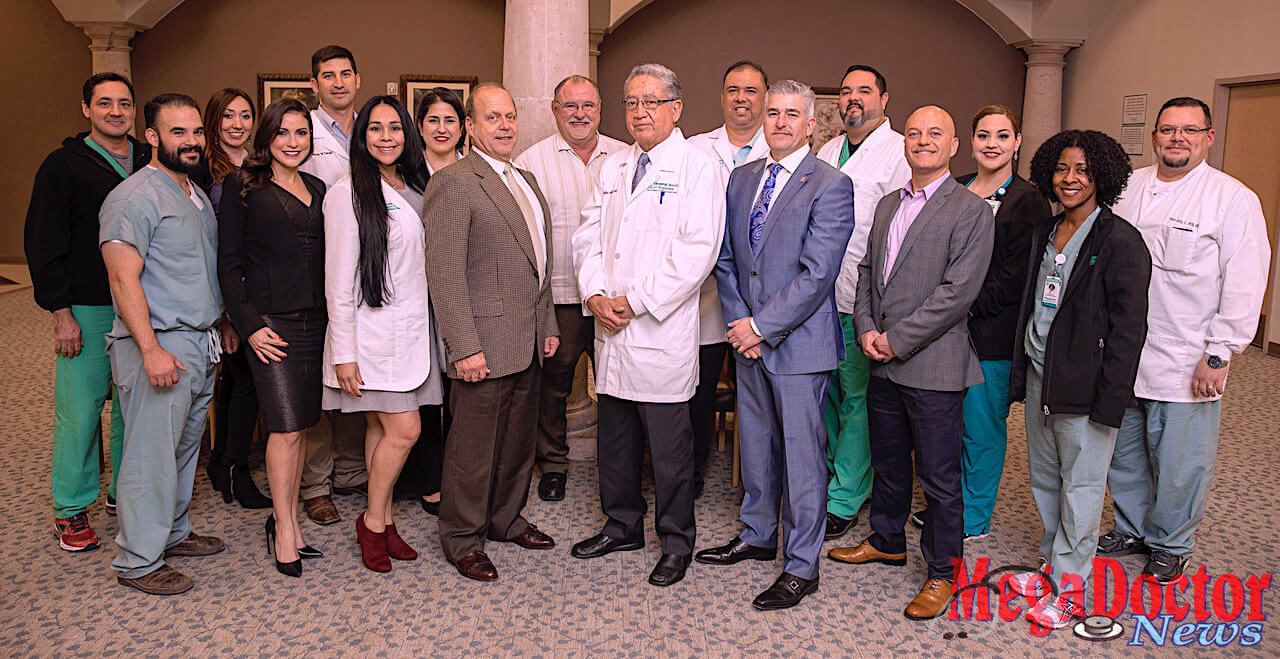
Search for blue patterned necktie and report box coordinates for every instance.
[631,152,650,192]
[749,163,783,253]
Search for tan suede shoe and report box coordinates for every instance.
[904,578,954,620]
[164,531,225,557]
[827,540,907,566]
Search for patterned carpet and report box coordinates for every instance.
[1,285,1277,657]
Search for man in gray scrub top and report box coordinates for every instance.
[100,94,234,595]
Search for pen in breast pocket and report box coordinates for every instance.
[659,191,665,204]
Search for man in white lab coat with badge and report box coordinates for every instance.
[1100,97,1271,584]
[571,63,726,588]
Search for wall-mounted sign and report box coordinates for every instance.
[1120,124,1145,156]
[1122,94,1147,126]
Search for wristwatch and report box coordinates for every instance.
[1205,355,1228,369]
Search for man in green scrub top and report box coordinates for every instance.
[100,94,233,596]
[24,73,151,553]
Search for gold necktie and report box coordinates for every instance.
[504,165,545,282]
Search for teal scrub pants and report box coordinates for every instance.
[960,359,1012,535]
[108,330,216,578]
[1108,399,1220,555]
[52,305,123,518]
[822,313,872,519]
[1024,367,1118,590]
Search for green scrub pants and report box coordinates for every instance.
[52,305,123,518]
[822,313,872,519]
[108,330,216,578]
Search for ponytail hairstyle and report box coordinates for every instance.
[234,98,313,203]
[348,95,429,307]
[202,88,256,184]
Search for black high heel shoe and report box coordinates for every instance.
[208,462,231,502]
[231,466,273,509]
[265,515,302,577]
[298,545,324,559]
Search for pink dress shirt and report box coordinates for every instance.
[883,172,949,283]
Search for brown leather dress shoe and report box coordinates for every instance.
[499,524,555,550]
[117,565,194,595]
[455,551,498,582]
[164,532,226,557]
[827,540,907,566]
[304,495,341,525]
[904,578,955,620]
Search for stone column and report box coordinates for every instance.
[588,29,607,82]
[503,0,590,153]
[1013,39,1083,178]
[76,22,142,79]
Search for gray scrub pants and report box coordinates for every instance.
[1024,367,1118,591]
[108,330,217,578]
[1108,399,1221,555]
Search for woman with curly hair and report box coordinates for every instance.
[1003,129,1153,629]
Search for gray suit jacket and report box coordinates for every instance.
[853,175,994,391]
[423,152,558,380]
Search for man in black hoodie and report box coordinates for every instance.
[24,72,150,553]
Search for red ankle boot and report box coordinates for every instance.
[384,523,418,560]
[356,514,391,572]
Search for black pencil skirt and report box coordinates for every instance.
[245,308,327,433]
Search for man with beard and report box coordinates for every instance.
[101,94,231,595]
[686,61,770,497]
[514,75,627,502]
[1100,97,1270,583]
[814,65,909,540]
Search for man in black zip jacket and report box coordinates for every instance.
[24,72,151,554]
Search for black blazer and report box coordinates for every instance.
[1008,207,1152,428]
[217,172,327,338]
[957,172,1052,360]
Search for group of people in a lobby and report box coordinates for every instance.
[24,43,1270,629]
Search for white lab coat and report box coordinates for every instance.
[1112,161,1271,403]
[322,177,432,392]
[300,109,351,189]
[572,129,727,403]
[816,119,911,313]
[687,125,768,344]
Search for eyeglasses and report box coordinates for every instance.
[623,98,676,112]
[1155,125,1211,138]
[557,102,598,113]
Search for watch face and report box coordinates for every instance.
[1207,355,1224,369]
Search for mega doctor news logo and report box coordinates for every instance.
[934,558,1270,647]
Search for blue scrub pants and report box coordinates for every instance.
[960,359,1012,536]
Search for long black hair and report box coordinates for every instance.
[349,95,429,308]
[235,98,312,203]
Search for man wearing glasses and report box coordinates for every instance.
[1101,97,1270,583]
[514,75,627,502]
[570,63,726,588]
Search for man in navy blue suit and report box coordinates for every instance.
[695,79,855,611]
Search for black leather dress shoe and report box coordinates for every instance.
[824,512,856,540]
[538,472,566,502]
[694,537,777,565]
[752,572,819,610]
[571,532,644,559]
[648,553,691,587]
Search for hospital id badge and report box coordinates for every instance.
[1041,274,1063,308]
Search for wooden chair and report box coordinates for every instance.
[711,353,741,487]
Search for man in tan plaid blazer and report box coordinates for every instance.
[424,83,560,582]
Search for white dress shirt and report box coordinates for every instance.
[1112,161,1271,402]
[515,131,629,304]
[473,147,548,277]
[816,119,911,313]
[688,124,769,344]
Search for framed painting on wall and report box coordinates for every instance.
[399,74,478,115]
[257,74,318,112]
[810,86,843,153]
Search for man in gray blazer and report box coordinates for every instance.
[695,81,854,611]
[827,106,993,621]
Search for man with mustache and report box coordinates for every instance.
[687,60,770,497]
[514,75,627,502]
[1100,97,1270,583]
[24,72,150,553]
[814,65,910,541]
[827,106,992,621]
[100,94,232,595]
[298,44,369,527]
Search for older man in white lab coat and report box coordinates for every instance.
[813,64,910,538]
[1100,97,1271,584]
[686,60,770,497]
[571,63,726,588]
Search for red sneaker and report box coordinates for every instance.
[54,513,100,552]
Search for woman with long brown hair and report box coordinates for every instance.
[196,88,270,509]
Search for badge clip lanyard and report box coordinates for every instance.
[1041,253,1066,308]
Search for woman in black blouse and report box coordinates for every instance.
[217,98,328,577]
